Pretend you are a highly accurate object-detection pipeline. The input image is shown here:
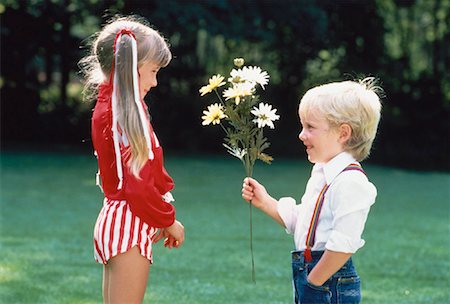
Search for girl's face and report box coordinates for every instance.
[298,108,344,164]
[138,61,160,99]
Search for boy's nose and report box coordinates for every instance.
[298,130,305,141]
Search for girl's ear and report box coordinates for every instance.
[339,123,352,144]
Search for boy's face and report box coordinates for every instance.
[298,108,345,164]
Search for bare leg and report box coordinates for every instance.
[103,266,110,304]
[105,246,150,304]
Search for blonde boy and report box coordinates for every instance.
[242,78,382,303]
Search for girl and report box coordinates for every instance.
[80,16,184,303]
[242,79,382,303]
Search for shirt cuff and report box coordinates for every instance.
[162,192,174,203]
[326,230,365,253]
[277,197,297,234]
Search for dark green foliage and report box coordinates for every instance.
[1,0,448,170]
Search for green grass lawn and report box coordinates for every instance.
[1,151,449,303]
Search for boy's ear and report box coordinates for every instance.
[339,123,352,144]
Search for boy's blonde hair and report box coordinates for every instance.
[79,16,172,177]
[299,78,382,161]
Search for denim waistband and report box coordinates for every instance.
[291,250,357,278]
[291,250,324,262]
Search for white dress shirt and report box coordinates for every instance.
[277,152,377,253]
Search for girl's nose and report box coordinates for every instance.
[150,78,158,88]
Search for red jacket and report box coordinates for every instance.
[91,83,175,228]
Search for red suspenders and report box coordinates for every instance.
[303,163,367,262]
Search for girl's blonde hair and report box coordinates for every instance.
[299,78,383,161]
[80,16,172,177]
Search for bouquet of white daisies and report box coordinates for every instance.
[200,58,280,282]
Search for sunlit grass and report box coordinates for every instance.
[1,151,449,303]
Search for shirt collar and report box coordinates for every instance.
[316,152,358,185]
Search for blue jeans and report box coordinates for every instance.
[292,251,361,304]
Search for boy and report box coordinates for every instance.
[242,78,382,303]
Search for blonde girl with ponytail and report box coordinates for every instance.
[80,16,184,303]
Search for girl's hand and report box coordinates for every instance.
[165,220,185,248]
[153,228,167,244]
[164,235,179,249]
[153,228,181,248]
[242,177,268,209]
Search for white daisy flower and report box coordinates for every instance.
[202,103,227,125]
[251,103,280,129]
[242,66,270,89]
[228,68,246,84]
[199,74,226,96]
[228,66,269,90]
[223,82,255,105]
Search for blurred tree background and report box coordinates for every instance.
[1,0,449,170]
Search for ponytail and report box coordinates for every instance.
[112,31,154,184]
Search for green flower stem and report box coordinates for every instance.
[213,88,225,105]
[249,198,255,284]
[219,122,230,137]
[243,146,256,283]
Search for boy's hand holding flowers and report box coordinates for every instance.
[242,177,285,227]
[242,177,267,209]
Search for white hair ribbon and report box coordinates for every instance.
[111,35,124,190]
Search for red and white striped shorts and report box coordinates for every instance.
[93,198,158,264]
